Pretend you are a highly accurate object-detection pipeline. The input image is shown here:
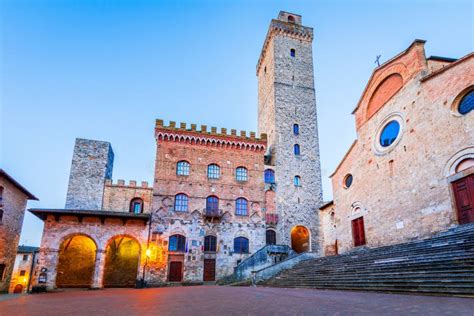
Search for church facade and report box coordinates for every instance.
[320,41,473,255]
[29,12,323,289]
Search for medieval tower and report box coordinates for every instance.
[257,12,323,253]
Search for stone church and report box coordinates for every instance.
[28,11,473,290]
[320,41,473,255]
[29,12,323,289]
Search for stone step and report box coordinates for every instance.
[288,254,474,271]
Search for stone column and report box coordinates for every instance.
[91,249,106,289]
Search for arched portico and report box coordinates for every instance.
[56,234,97,288]
[103,235,141,287]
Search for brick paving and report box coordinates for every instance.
[0,286,473,315]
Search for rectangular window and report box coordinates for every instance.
[23,254,28,261]
[207,164,220,179]
[236,167,248,182]
[20,270,26,276]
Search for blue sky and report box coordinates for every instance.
[1,0,472,246]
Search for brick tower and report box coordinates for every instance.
[65,138,114,210]
[257,12,322,253]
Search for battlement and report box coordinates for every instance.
[257,12,313,74]
[155,119,267,142]
[105,179,151,189]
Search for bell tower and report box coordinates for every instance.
[257,12,322,253]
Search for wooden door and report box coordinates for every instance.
[168,261,183,282]
[203,259,216,281]
[352,217,366,247]
[453,174,474,224]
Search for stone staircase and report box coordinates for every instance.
[261,223,474,296]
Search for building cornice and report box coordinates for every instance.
[155,119,267,151]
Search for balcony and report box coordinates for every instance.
[203,208,223,221]
[266,213,279,225]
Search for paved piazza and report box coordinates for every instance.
[1,286,473,315]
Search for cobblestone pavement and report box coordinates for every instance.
[0,286,473,316]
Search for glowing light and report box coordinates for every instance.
[145,248,151,257]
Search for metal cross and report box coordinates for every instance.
[375,55,381,67]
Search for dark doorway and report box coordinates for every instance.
[453,174,474,224]
[266,229,276,245]
[168,261,183,282]
[352,217,366,247]
[13,284,23,293]
[203,259,216,281]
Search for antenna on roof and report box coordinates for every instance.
[375,55,382,67]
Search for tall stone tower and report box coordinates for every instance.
[65,138,114,210]
[257,12,322,253]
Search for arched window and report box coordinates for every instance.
[266,229,276,245]
[235,198,248,216]
[130,198,144,214]
[236,167,248,182]
[293,124,299,135]
[294,144,300,156]
[176,161,190,176]
[379,120,400,147]
[290,48,296,58]
[169,234,186,252]
[204,235,217,252]
[287,15,295,23]
[206,196,219,212]
[264,169,275,184]
[458,90,474,115]
[234,237,249,253]
[207,164,220,179]
[294,176,301,187]
[0,209,3,223]
[174,194,189,212]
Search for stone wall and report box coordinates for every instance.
[257,13,323,253]
[0,178,28,293]
[65,138,114,210]
[152,122,268,281]
[102,180,153,213]
[31,215,150,290]
[8,252,36,293]
[325,43,474,254]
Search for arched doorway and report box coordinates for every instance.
[103,236,140,287]
[56,234,97,288]
[291,226,310,253]
[13,284,23,293]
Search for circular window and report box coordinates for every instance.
[379,120,400,147]
[343,174,353,189]
[374,113,404,155]
[458,90,474,115]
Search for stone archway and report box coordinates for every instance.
[291,226,310,253]
[56,234,97,288]
[13,284,23,293]
[103,236,141,287]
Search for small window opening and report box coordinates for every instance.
[290,49,296,57]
